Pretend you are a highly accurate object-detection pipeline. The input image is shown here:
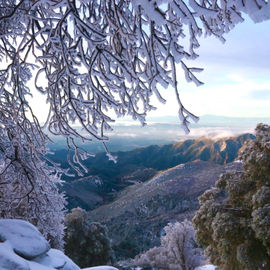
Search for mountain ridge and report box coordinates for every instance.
[89,160,243,259]
[55,133,255,210]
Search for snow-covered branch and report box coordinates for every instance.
[2,0,269,145]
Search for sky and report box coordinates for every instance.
[29,16,270,123]
[148,16,270,119]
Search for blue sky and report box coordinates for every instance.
[149,16,270,119]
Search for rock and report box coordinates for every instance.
[0,219,108,270]
[33,249,80,270]
[0,219,50,260]
[0,241,30,270]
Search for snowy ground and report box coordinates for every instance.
[82,267,118,270]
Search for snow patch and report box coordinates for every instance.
[195,265,216,270]
[0,219,50,259]
[82,267,119,270]
[33,249,80,270]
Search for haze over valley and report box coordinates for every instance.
[48,114,268,153]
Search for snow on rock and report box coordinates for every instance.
[29,260,57,270]
[33,249,80,270]
[82,267,119,270]
[0,219,50,259]
[0,219,118,270]
[195,265,216,270]
[0,241,29,270]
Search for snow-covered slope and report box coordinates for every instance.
[90,160,241,259]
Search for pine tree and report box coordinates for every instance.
[193,124,270,270]
[64,207,115,268]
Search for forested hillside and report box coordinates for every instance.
[89,161,242,259]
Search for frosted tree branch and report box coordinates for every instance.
[0,0,270,170]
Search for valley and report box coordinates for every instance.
[49,132,255,260]
[89,160,242,259]
[52,133,254,210]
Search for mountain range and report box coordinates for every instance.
[55,133,254,210]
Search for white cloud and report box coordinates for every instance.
[107,132,139,138]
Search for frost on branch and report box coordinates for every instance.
[1,0,270,148]
[134,220,204,270]
[0,91,66,249]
